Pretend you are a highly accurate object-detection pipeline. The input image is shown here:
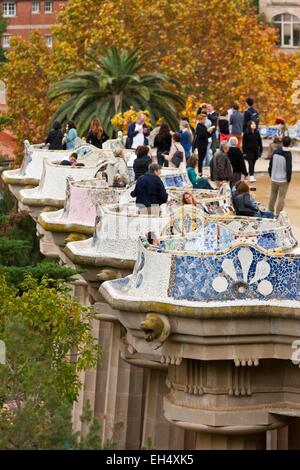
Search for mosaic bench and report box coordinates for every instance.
[38,177,132,235]
[64,203,171,269]
[18,157,103,208]
[103,235,300,306]
[1,141,98,186]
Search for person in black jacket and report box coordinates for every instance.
[227,136,248,186]
[45,121,64,150]
[242,120,263,182]
[86,118,108,148]
[193,114,214,175]
[133,145,152,180]
[207,103,219,153]
[243,97,260,132]
[154,123,172,166]
[218,110,230,139]
[130,163,168,214]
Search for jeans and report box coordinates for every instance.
[268,181,289,216]
[256,210,275,219]
[204,140,212,167]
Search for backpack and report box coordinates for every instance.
[249,109,260,127]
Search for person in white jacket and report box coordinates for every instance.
[106,148,129,186]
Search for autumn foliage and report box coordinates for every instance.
[2,0,300,153]
[0,33,56,162]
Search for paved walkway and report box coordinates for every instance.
[256,156,300,173]
[252,172,300,244]
[202,157,300,243]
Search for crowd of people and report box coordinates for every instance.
[45,96,293,220]
[126,101,292,219]
[45,118,109,151]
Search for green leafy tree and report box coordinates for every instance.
[0,182,79,287]
[0,274,103,449]
[49,47,185,136]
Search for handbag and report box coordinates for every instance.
[171,145,184,168]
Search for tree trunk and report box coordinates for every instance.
[114,93,123,114]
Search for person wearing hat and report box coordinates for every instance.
[275,117,289,140]
[193,113,215,175]
[227,136,248,186]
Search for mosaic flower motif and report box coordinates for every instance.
[212,247,273,297]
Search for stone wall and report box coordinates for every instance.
[260,0,300,20]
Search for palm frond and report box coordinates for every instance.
[50,46,186,134]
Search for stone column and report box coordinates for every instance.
[269,426,289,450]
[93,302,145,450]
[288,418,300,450]
[141,368,184,450]
[195,431,266,450]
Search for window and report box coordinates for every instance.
[3,2,16,17]
[2,35,10,48]
[44,1,53,13]
[45,35,52,48]
[32,1,40,14]
[273,14,300,48]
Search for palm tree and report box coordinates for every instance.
[48,47,185,137]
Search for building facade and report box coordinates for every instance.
[260,0,300,49]
[1,0,68,49]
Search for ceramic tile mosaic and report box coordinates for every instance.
[162,206,204,236]
[161,173,191,188]
[169,246,300,302]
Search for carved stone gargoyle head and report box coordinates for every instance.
[65,233,87,244]
[97,268,123,282]
[140,314,170,350]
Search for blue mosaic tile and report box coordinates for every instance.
[170,246,300,302]
[136,252,145,273]
[136,273,143,288]
[257,232,277,250]
[110,277,131,290]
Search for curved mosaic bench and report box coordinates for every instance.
[204,212,290,233]
[161,205,205,236]
[166,188,233,213]
[64,203,170,269]
[160,219,297,253]
[161,199,294,238]
[101,235,300,310]
[1,141,97,186]
[102,137,127,150]
[19,158,102,208]
[38,177,133,235]
[162,192,235,236]
[160,171,192,189]
[260,125,300,140]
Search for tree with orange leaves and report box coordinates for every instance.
[2,0,300,157]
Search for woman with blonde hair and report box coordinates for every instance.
[87,118,108,148]
[182,191,197,206]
